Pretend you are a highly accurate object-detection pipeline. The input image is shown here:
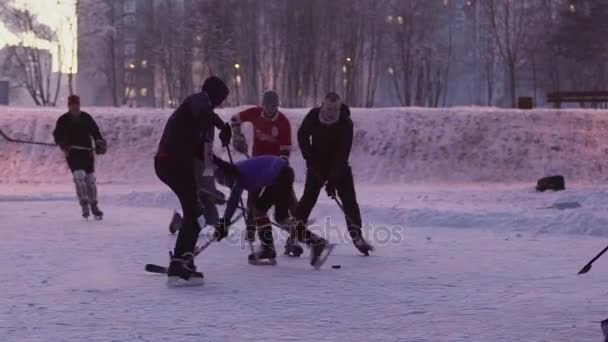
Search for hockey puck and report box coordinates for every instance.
[331,265,341,269]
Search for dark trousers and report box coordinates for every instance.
[67,150,95,173]
[246,188,298,224]
[255,166,294,224]
[155,158,203,257]
[251,166,327,246]
[245,174,298,243]
[295,166,363,242]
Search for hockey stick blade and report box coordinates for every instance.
[145,264,168,274]
[578,263,592,275]
[146,237,215,274]
[313,243,335,270]
[578,245,608,275]
[248,259,277,266]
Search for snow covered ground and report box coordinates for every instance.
[2,106,608,341]
[2,184,608,341]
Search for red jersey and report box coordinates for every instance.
[233,107,292,158]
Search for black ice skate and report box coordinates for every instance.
[284,236,304,257]
[310,239,335,270]
[80,202,90,219]
[167,252,204,287]
[353,237,374,256]
[90,201,103,220]
[248,245,277,265]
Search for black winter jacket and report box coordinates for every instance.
[157,91,224,161]
[53,111,103,149]
[298,103,353,182]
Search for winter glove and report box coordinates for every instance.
[213,218,229,242]
[325,181,337,199]
[95,139,107,155]
[219,123,232,147]
[232,132,248,154]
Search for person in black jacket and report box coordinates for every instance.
[155,76,232,286]
[294,92,373,256]
[53,95,107,220]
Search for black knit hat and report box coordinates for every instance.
[202,76,229,108]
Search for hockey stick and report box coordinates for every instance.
[308,168,374,255]
[578,245,608,274]
[225,146,258,260]
[147,213,247,274]
[0,127,92,150]
[145,236,216,274]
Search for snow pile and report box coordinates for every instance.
[2,105,608,184]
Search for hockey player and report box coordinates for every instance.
[155,76,232,286]
[294,92,373,256]
[168,124,226,234]
[53,95,107,220]
[213,155,333,268]
[230,90,303,257]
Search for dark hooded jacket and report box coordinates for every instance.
[157,77,229,161]
[156,92,227,162]
[297,103,353,182]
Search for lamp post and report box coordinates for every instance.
[344,57,353,103]
[234,63,241,106]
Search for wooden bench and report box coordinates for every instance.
[547,91,608,108]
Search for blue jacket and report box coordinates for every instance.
[223,156,288,223]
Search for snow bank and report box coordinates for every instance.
[2,105,608,184]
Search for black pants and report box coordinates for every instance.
[250,166,325,246]
[155,158,203,257]
[255,166,294,224]
[246,189,297,223]
[295,166,363,242]
[67,150,95,173]
[246,175,298,244]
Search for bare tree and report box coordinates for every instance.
[386,0,450,107]
[1,4,63,106]
[482,0,535,107]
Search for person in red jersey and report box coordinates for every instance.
[230,90,304,257]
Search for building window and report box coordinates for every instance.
[140,88,148,97]
[125,59,136,69]
[125,87,136,99]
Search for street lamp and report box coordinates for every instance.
[344,57,353,103]
[234,63,241,106]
